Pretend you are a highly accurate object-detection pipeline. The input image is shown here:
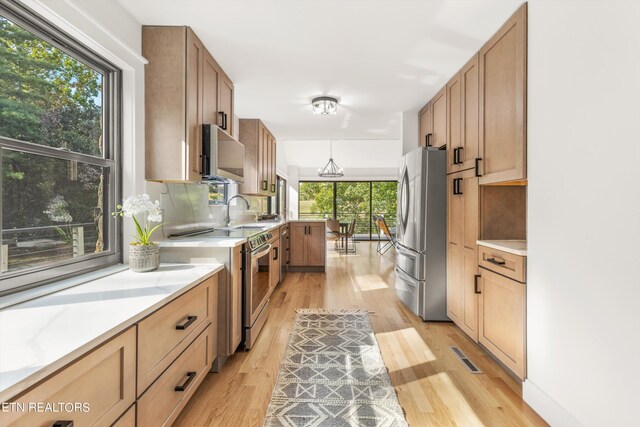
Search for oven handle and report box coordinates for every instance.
[252,244,272,259]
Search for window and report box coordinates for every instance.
[208,183,227,204]
[298,181,397,240]
[0,3,121,295]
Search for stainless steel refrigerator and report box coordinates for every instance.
[395,147,447,321]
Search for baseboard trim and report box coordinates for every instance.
[523,379,585,427]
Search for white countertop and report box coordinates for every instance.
[0,263,224,401]
[477,240,527,256]
[159,220,289,249]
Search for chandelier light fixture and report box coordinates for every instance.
[318,140,344,178]
[311,96,338,115]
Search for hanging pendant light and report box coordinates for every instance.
[318,140,344,178]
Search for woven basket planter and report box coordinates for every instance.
[129,242,160,272]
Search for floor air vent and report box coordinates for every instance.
[450,346,482,374]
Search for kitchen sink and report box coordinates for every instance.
[234,225,266,230]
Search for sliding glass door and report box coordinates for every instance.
[298,180,397,240]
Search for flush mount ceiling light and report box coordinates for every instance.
[312,96,338,115]
[318,140,344,178]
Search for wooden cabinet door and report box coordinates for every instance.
[203,51,220,127]
[478,4,527,184]
[259,125,268,194]
[479,267,526,379]
[186,29,204,181]
[418,103,432,148]
[461,54,479,172]
[447,72,461,173]
[219,73,234,135]
[431,86,447,149]
[447,170,480,341]
[305,223,326,267]
[289,223,307,266]
[229,245,242,354]
[270,136,277,195]
[270,239,280,291]
[267,133,274,195]
[446,174,463,324]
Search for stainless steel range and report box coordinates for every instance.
[244,230,274,349]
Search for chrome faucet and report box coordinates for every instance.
[224,195,250,226]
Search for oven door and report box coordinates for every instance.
[246,243,272,327]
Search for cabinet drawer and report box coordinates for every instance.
[4,327,136,427]
[137,276,216,396]
[137,325,213,427]
[478,245,525,282]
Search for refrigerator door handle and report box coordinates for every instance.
[395,266,420,286]
[399,166,410,235]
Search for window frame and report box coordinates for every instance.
[0,1,122,296]
[298,180,397,240]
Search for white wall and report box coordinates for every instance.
[25,0,146,260]
[525,1,640,426]
[401,110,419,155]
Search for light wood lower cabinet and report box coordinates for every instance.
[446,169,480,341]
[4,327,136,427]
[137,275,216,396]
[2,272,220,427]
[289,222,326,270]
[478,267,526,379]
[138,325,213,427]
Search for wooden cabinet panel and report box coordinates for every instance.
[185,28,203,182]
[270,239,280,291]
[478,245,526,283]
[305,223,326,267]
[447,169,480,341]
[238,119,277,196]
[418,103,432,148]
[461,54,480,172]
[229,245,242,354]
[432,86,447,149]
[143,26,187,182]
[479,4,527,184]
[137,326,213,427]
[289,223,307,267]
[479,268,526,379]
[4,328,136,427]
[219,73,234,135]
[203,51,220,127]
[137,277,214,396]
[447,72,461,173]
[112,404,136,427]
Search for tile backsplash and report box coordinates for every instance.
[146,182,267,239]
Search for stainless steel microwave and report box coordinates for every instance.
[202,124,245,182]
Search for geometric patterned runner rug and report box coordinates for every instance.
[263,309,409,427]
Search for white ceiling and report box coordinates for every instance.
[119,0,523,141]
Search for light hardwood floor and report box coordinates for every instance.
[174,242,547,427]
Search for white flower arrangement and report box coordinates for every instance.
[113,194,163,245]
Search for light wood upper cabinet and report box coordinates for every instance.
[289,222,326,269]
[418,102,432,148]
[238,119,277,196]
[448,54,480,174]
[446,72,461,173]
[219,73,234,135]
[143,26,234,182]
[478,4,527,184]
[447,169,480,341]
[432,86,447,149]
[461,54,480,173]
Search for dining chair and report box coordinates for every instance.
[326,218,341,251]
[376,216,396,255]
